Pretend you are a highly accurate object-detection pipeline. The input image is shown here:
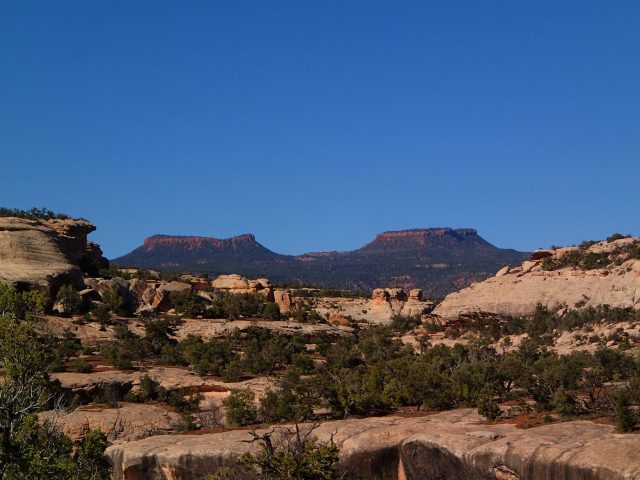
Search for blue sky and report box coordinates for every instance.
[1,1,639,258]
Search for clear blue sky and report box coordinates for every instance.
[2,1,639,258]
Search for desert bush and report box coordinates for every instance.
[223,388,258,426]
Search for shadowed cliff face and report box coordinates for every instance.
[113,229,529,298]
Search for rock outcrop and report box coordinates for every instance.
[42,403,181,442]
[310,287,434,324]
[434,238,640,319]
[0,217,92,292]
[106,409,640,480]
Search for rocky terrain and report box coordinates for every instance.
[113,228,529,297]
[1,213,639,480]
[434,237,640,319]
[107,409,640,480]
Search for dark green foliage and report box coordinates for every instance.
[262,302,281,320]
[477,393,501,420]
[0,284,49,321]
[100,343,136,370]
[69,358,93,373]
[179,335,235,376]
[170,290,209,318]
[390,314,422,333]
[72,430,111,480]
[614,392,636,432]
[551,388,578,417]
[238,426,341,480]
[223,388,258,426]
[143,317,183,355]
[607,233,630,242]
[0,292,110,478]
[129,374,203,417]
[542,239,640,271]
[54,284,83,315]
[0,207,73,220]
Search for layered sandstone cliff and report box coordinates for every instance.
[0,216,105,292]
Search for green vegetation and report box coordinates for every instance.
[0,284,49,321]
[456,305,640,343]
[542,237,640,271]
[0,207,73,220]
[204,318,640,432]
[171,290,281,320]
[223,388,258,426]
[54,284,83,315]
[210,424,341,480]
[0,286,110,479]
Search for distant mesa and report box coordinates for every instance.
[113,228,529,298]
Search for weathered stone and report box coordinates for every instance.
[211,274,249,290]
[0,217,86,292]
[435,257,640,319]
[495,266,510,277]
[274,289,294,312]
[106,409,640,480]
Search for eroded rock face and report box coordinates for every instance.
[311,288,434,324]
[0,217,86,292]
[434,239,640,319]
[42,403,180,442]
[211,274,273,300]
[106,409,640,480]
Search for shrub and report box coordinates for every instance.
[223,388,258,426]
[238,425,341,480]
[477,394,501,421]
[70,358,94,373]
[614,392,636,432]
[54,284,83,315]
[551,388,578,417]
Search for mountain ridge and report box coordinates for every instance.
[113,228,529,297]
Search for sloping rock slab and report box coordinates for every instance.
[106,409,640,480]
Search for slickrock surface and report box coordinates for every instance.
[434,239,640,319]
[42,403,180,442]
[106,409,640,480]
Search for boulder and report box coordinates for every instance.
[372,289,390,303]
[211,274,249,291]
[152,281,191,312]
[520,260,538,273]
[495,266,510,277]
[128,278,150,301]
[274,289,294,313]
[408,289,422,301]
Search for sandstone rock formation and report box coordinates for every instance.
[311,287,435,324]
[434,238,640,319]
[0,217,88,292]
[210,274,273,300]
[106,409,640,480]
[42,403,181,442]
